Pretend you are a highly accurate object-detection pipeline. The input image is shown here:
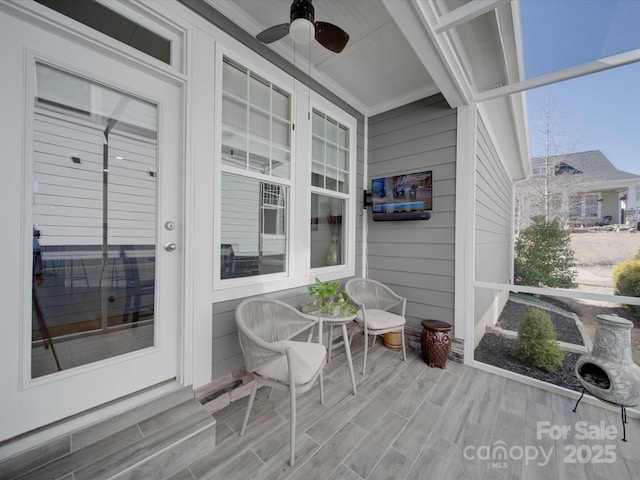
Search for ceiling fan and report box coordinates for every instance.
[256,0,349,53]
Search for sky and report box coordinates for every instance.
[520,0,640,175]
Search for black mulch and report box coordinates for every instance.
[496,298,584,346]
[474,333,583,392]
[474,296,586,392]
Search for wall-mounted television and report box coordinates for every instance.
[370,170,432,221]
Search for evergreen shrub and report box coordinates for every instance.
[514,215,577,288]
[612,256,640,316]
[514,308,565,373]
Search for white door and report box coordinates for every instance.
[0,12,183,441]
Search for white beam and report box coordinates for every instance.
[383,0,470,107]
[476,48,640,103]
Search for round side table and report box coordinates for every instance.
[421,320,452,369]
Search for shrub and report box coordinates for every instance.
[612,259,640,316]
[513,308,565,373]
[514,216,577,288]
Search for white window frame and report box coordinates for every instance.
[307,98,355,274]
[212,45,356,302]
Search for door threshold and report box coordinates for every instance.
[0,379,187,461]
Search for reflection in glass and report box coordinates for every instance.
[311,109,349,193]
[221,56,291,179]
[220,173,287,278]
[31,63,157,378]
[310,194,345,268]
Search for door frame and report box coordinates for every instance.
[0,3,192,443]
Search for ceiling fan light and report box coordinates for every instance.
[289,17,314,45]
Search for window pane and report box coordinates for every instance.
[248,140,269,174]
[310,194,345,268]
[312,110,325,136]
[338,124,349,148]
[338,171,349,194]
[311,108,349,194]
[272,118,290,150]
[271,147,290,179]
[223,59,247,100]
[326,168,338,191]
[585,194,599,217]
[338,147,348,170]
[272,86,289,119]
[311,161,324,188]
[35,0,171,64]
[221,94,247,169]
[250,73,270,111]
[220,173,287,278]
[222,95,247,132]
[249,107,270,142]
[312,136,325,162]
[222,56,290,179]
[327,118,338,143]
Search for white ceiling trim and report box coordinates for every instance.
[368,84,441,117]
[383,0,469,107]
[433,0,509,34]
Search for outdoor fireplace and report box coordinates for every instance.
[573,314,640,441]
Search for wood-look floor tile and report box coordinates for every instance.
[287,422,365,480]
[367,447,413,480]
[406,435,456,480]
[392,399,441,460]
[343,410,408,478]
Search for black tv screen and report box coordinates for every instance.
[371,171,432,214]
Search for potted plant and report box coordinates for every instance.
[307,277,356,316]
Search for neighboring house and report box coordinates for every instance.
[515,150,640,229]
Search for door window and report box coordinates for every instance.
[32,62,158,378]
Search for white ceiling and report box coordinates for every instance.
[207,0,442,116]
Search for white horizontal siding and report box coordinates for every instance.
[33,107,157,247]
[220,174,260,255]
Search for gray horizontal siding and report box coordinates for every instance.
[367,94,456,330]
[474,113,514,327]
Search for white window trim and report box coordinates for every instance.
[305,92,357,278]
[10,0,186,75]
[212,45,356,303]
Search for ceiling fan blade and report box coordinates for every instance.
[257,23,290,44]
[314,21,349,53]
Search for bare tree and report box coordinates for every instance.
[515,98,584,233]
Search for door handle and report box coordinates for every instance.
[164,242,177,252]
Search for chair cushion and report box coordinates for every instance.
[356,309,405,330]
[255,341,326,385]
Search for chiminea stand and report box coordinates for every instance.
[572,390,628,442]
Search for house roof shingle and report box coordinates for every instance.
[532,150,640,184]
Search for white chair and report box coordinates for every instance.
[235,297,326,466]
[345,278,407,375]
